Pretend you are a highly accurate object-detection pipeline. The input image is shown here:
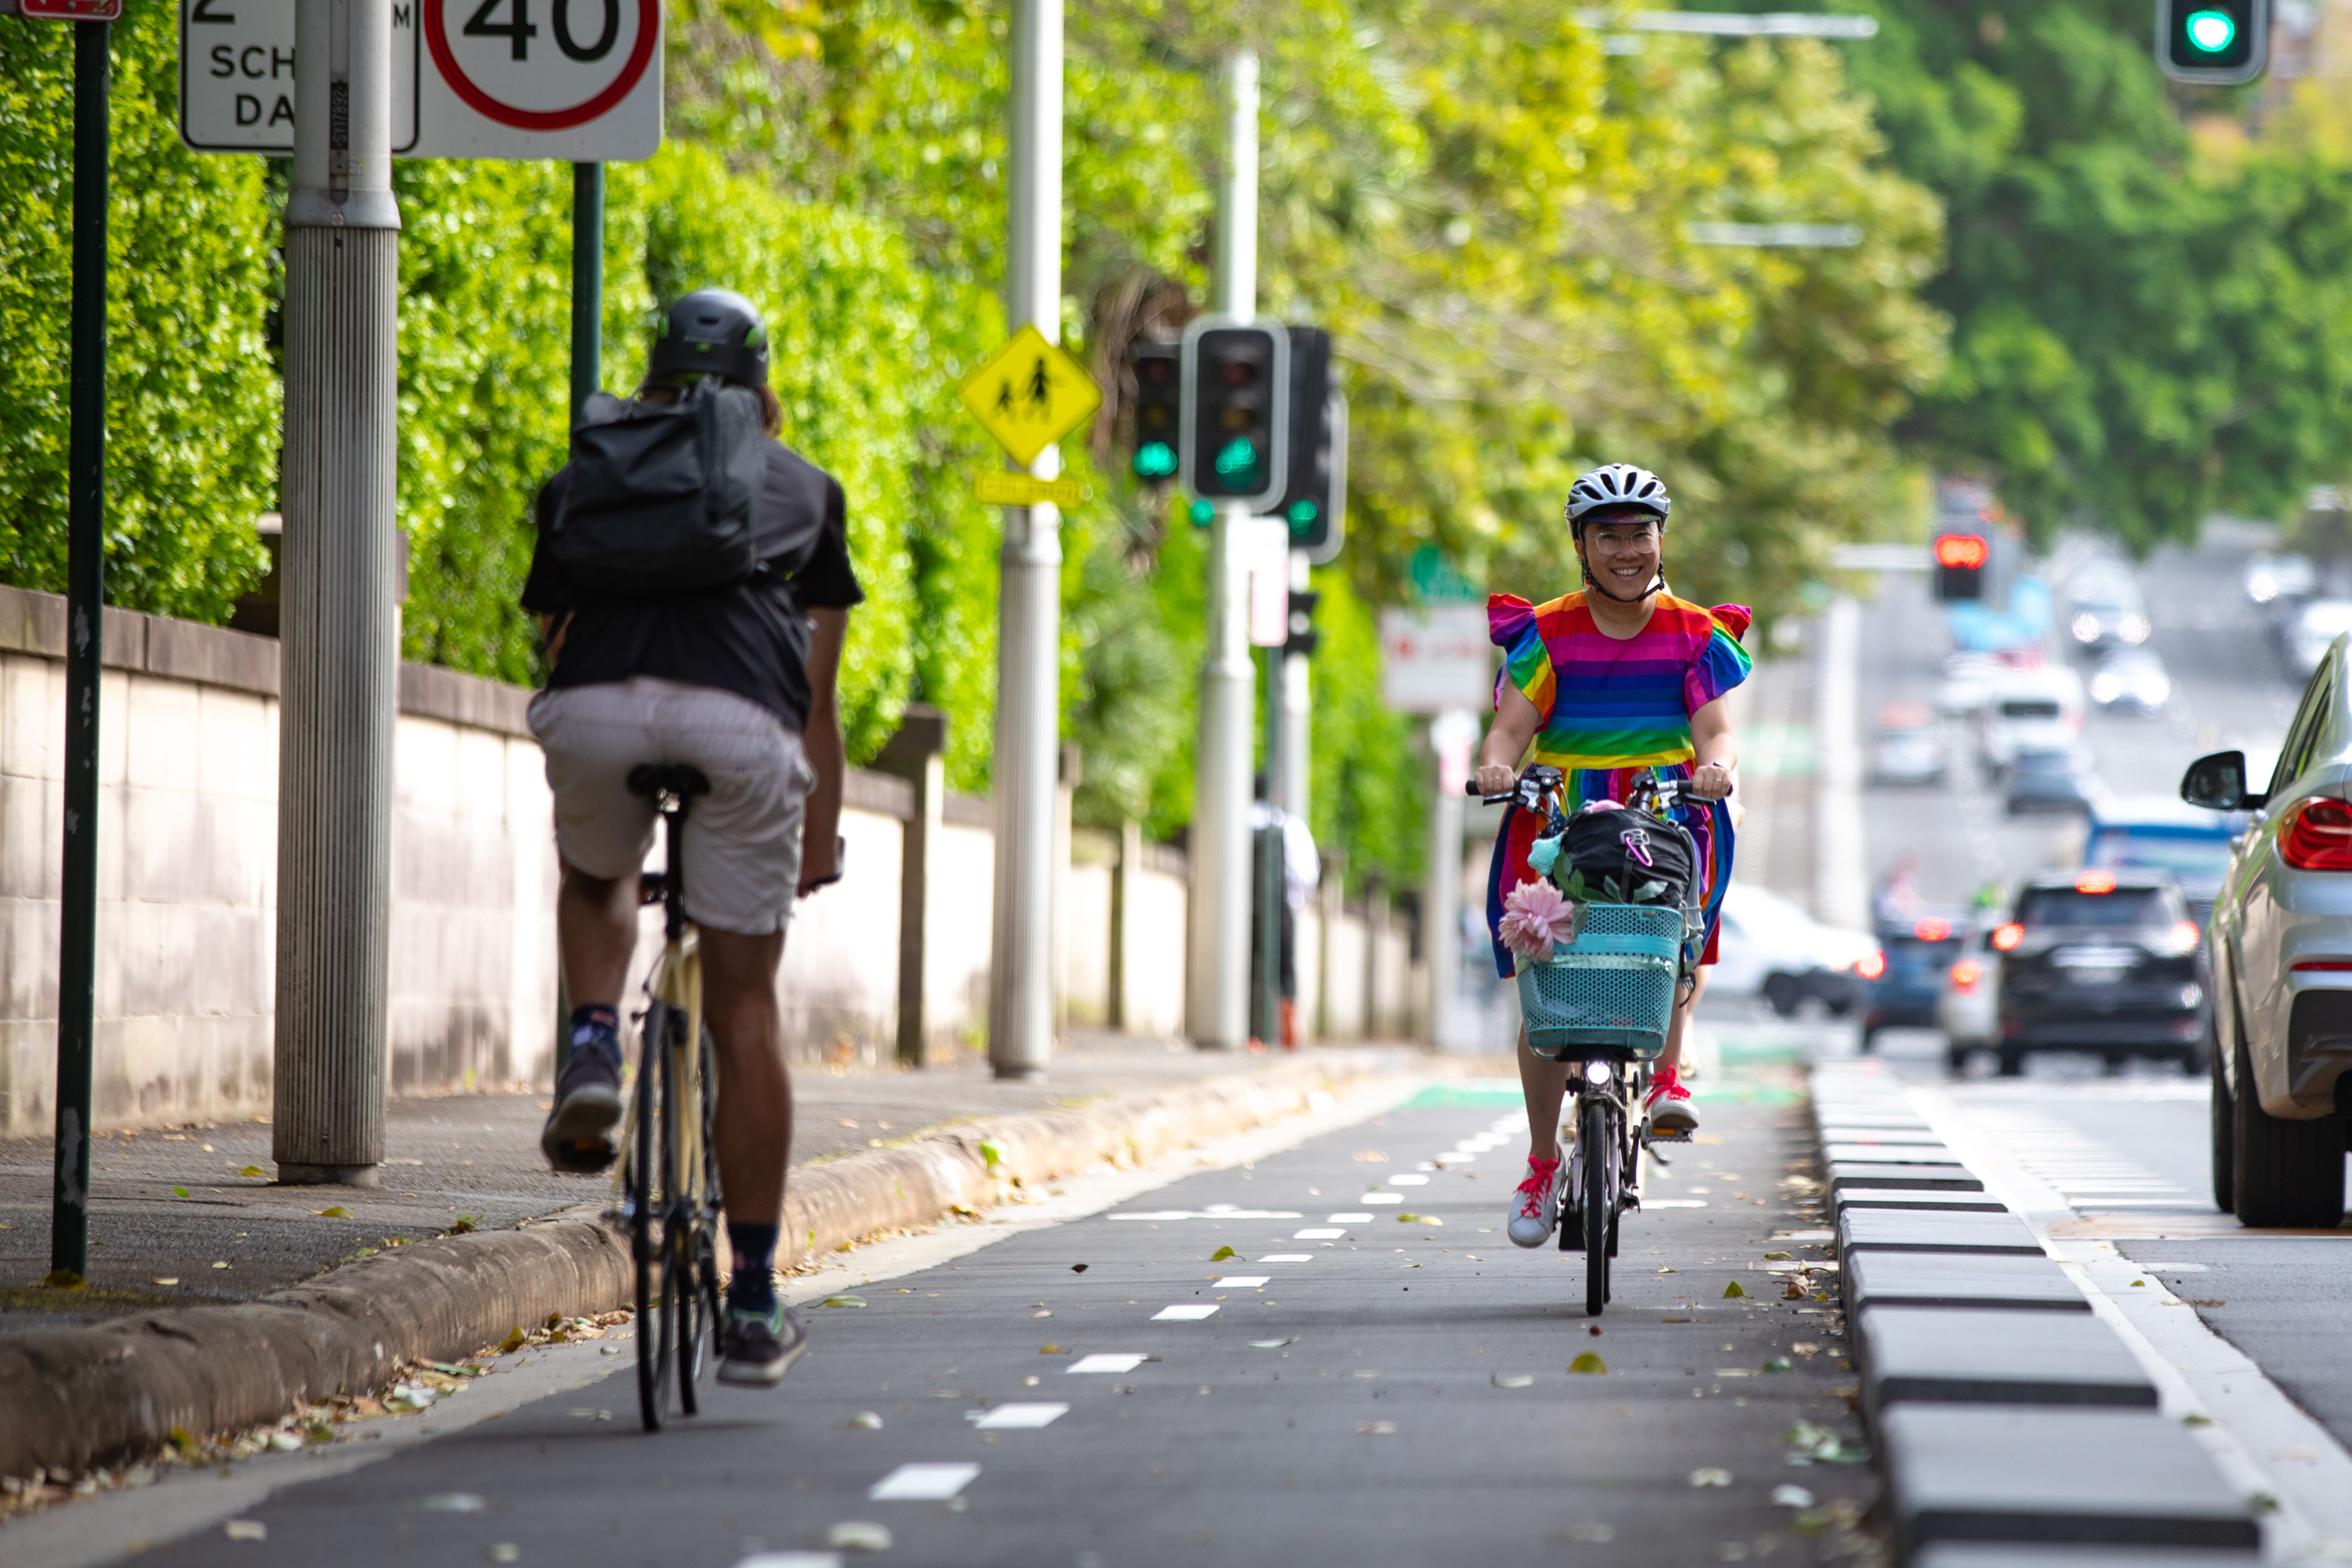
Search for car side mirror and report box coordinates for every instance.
[2181,750,2264,812]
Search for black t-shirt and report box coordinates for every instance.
[521,438,865,732]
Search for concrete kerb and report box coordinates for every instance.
[0,1048,1413,1482]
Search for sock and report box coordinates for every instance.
[568,1004,621,1070]
[727,1222,779,1312]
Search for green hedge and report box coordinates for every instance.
[0,9,275,623]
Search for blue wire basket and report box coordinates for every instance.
[1516,903,1684,1060]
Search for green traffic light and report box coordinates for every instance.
[1133,441,1177,479]
[1214,438,1262,481]
[1189,499,1215,527]
[1286,498,1319,526]
[2185,8,2235,51]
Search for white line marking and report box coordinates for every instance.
[1107,1209,1303,1221]
[735,1555,843,1568]
[1385,1175,1430,1186]
[868,1463,980,1501]
[966,1402,1068,1429]
[1360,1194,1405,1205]
[1152,1305,1219,1321]
[1326,1213,1374,1224]
[1213,1275,1270,1288]
[1294,1227,1345,1239]
[1259,1254,1313,1262]
[1066,1354,1148,1373]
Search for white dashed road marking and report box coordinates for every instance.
[1066,1354,1149,1373]
[868,1463,980,1501]
[966,1403,1069,1429]
[1152,1305,1219,1321]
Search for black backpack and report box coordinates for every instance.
[549,380,768,595]
[1562,805,1695,909]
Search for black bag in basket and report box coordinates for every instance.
[1562,805,1694,908]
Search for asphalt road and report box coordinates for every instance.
[1844,522,2352,1467]
[48,1083,1880,1567]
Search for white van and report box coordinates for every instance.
[1978,666,2084,771]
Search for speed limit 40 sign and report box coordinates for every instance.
[179,0,661,161]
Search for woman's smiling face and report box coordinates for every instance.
[1576,511,1662,598]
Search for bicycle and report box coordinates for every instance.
[612,763,725,1432]
[1473,766,1705,1316]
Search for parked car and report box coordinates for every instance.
[2244,552,2316,609]
[1862,911,1964,1052]
[1711,883,1882,1019]
[2280,598,2352,678]
[2084,794,2244,930]
[2004,747,2098,816]
[1869,703,1947,787]
[1991,868,2206,1079]
[2088,648,2172,715]
[2180,642,2352,1226]
[1978,667,2084,772]
[1937,918,2002,1069]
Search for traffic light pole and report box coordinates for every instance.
[1188,51,1259,1053]
[987,0,1064,1081]
[570,162,603,421]
[275,0,399,1184]
[50,14,110,1286]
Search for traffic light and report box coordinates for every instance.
[2158,0,2266,85]
[1933,532,1988,602]
[1127,340,1181,484]
[1275,327,1344,560]
[1180,318,1290,512]
[1284,589,1321,657]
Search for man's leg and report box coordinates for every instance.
[697,925,806,1386]
[541,858,639,1171]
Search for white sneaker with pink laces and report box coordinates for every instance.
[1507,1155,1564,1247]
[1645,1065,1698,1134]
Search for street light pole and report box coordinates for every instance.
[987,0,1064,1082]
[50,12,110,1285]
[274,0,399,1185]
[1187,51,1261,1053]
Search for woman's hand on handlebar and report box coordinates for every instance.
[1472,762,1518,799]
[1686,761,1734,800]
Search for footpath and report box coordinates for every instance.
[0,1038,1414,1486]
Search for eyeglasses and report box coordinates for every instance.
[1585,524,1660,550]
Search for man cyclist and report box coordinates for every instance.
[1471,463,1750,1248]
[523,289,862,1386]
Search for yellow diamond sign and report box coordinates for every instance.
[958,325,1103,467]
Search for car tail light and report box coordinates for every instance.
[1914,916,1952,942]
[2151,921,2201,957]
[1856,951,1885,980]
[2281,797,2352,870]
[2292,958,2352,972]
[2074,870,2117,895]
[1991,923,2025,952]
[1950,959,1983,993]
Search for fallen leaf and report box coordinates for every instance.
[223,1521,266,1541]
[1070,1263,1089,1273]
[501,1327,526,1353]
[1039,1344,1067,1354]
[172,1186,190,1198]
[1492,1373,1534,1388]
[151,1276,179,1286]
[1690,1468,1733,1488]
[1397,1213,1440,1226]
[1210,1246,1237,1261]
[167,1426,197,1455]
[1568,1353,1607,1374]
[1722,1280,1746,1298]
[1783,1280,1806,1300]
[979,1140,1006,1167]
[211,1260,230,1270]
[2130,1279,2146,1288]
[240,1166,266,1178]
[1250,1337,1299,1349]
[314,1206,351,1219]
[1772,1484,1816,1510]
[490,1547,520,1564]
[1761,1357,1793,1374]
[822,1295,866,1308]
[845,1412,883,1430]
[1763,1251,1791,1261]
[1790,1342,1820,1354]
[827,1521,894,1552]
[1657,1267,1677,1274]
[2183,1413,2214,1427]
[421,1493,485,1513]
[1358,1419,1398,1434]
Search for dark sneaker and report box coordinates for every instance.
[718,1302,807,1387]
[540,1046,623,1173]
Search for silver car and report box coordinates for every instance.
[2181,643,2352,1227]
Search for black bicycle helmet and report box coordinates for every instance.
[1565,463,1672,531]
[646,288,771,388]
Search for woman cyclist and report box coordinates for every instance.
[1470,463,1752,1249]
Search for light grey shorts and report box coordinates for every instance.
[529,676,813,936]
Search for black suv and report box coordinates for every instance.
[1992,868,2208,1076]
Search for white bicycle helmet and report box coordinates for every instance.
[1565,463,1672,528]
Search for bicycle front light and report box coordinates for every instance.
[1584,1059,1612,1085]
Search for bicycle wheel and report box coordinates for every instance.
[635,1006,682,1438]
[1581,1096,1613,1317]
[676,1029,720,1415]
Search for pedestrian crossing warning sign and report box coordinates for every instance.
[958,325,1103,467]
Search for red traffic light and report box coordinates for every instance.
[1934,533,1990,570]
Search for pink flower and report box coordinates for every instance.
[1501,878,1578,962]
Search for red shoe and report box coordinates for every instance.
[1645,1065,1698,1134]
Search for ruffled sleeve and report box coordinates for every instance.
[1488,594,1556,720]
[1685,603,1754,714]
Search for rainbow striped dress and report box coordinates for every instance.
[1484,591,1753,979]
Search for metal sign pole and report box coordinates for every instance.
[569,161,603,420]
[50,12,111,1286]
[1187,51,1260,1052]
[1257,646,1282,1046]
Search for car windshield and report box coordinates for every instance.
[2013,752,2075,776]
[1999,699,2061,719]
[2085,832,2232,887]
[2017,888,2179,927]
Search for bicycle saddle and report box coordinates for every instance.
[626,763,712,800]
